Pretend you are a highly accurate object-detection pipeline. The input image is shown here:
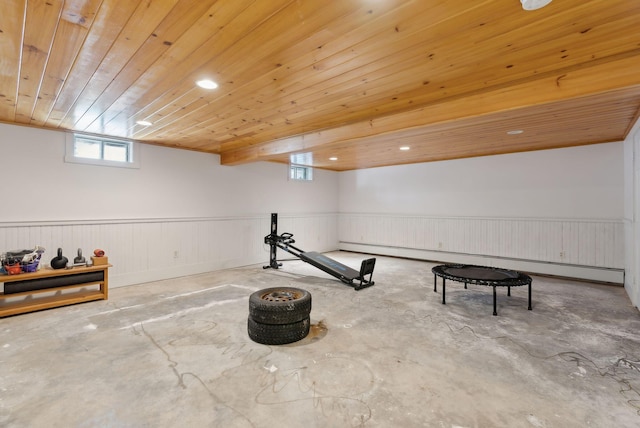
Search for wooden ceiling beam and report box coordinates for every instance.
[220,53,640,165]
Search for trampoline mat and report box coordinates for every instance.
[432,264,531,287]
[442,266,519,281]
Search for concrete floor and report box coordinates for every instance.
[1,251,640,428]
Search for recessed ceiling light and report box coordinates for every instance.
[329,157,338,161]
[136,120,152,126]
[399,146,410,151]
[507,130,524,135]
[196,79,218,89]
[521,0,552,11]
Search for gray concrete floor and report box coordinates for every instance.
[2,252,640,428]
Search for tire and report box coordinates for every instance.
[249,287,311,325]
[247,316,311,345]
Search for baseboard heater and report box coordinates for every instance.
[339,242,624,285]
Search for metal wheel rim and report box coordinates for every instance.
[260,290,303,302]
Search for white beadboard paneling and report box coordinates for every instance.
[338,213,624,281]
[274,213,339,261]
[629,121,640,306]
[0,213,339,288]
[340,241,624,284]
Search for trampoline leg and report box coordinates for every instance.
[528,281,532,310]
[442,278,446,305]
[507,286,511,296]
[492,286,497,316]
[434,274,437,292]
[464,282,467,289]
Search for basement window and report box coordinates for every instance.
[65,133,140,168]
[289,164,313,181]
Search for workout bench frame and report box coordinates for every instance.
[262,213,376,290]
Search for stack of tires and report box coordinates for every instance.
[248,287,312,345]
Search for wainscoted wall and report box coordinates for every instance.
[0,123,340,289]
[0,213,338,288]
[339,214,624,283]
[0,123,631,292]
[623,120,640,306]
[338,143,626,285]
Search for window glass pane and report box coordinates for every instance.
[103,142,129,162]
[290,164,313,181]
[68,134,138,168]
[74,138,101,159]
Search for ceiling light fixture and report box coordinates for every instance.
[506,130,524,135]
[399,146,410,151]
[136,120,152,126]
[196,79,218,89]
[520,0,552,11]
[329,157,338,161]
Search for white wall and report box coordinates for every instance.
[339,143,623,218]
[0,123,337,221]
[0,121,632,292]
[0,123,339,286]
[624,120,640,307]
[339,143,626,284]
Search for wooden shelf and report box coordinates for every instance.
[0,264,110,317]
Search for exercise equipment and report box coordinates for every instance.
[74,248,86,265]
[432,264,532,316]
[50,248,68,270]
[263,213,376,290]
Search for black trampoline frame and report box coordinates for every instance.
[432,264,532,316]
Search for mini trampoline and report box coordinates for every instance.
[432,264,532,316]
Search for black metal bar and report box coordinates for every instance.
[507,286,511,296]
[275,242,305,258]
[528,281,532,310]
[263,213,281,270]
[442,278,446,304]
[433,274,437,292]
[493,286,497,316]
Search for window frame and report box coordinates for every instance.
[65,133,140,169]
[289,163,313,181]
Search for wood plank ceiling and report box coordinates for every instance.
[1,0,639,171]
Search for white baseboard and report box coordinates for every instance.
[339,242,624,285]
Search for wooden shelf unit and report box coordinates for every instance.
[0,264,110,317]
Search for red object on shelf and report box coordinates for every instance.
[93,249,105,257]
[4,263,22,275]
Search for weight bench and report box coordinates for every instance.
[263,213,376,290]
